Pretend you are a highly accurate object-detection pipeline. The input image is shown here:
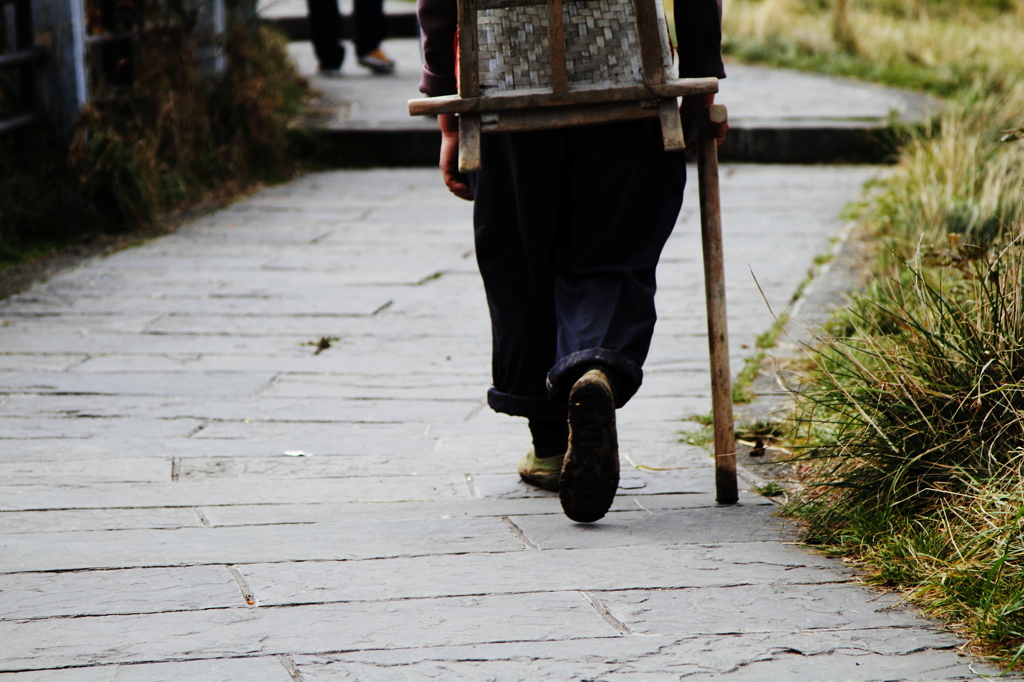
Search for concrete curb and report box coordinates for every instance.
[269,15,935,166]
[260,14,419,42]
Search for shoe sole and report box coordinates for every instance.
[519,469,560,492]
[559,373,618,522]
[358,61,395,74]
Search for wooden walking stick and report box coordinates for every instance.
[697,104,738,504]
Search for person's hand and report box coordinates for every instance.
[438,114,473,201]
[680,93,728,147]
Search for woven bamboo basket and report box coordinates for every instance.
[408,0,719,170]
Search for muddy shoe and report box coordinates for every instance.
[559,368,619,522]
[517,450,564,492]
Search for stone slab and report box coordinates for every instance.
[196,492,767,527]
[467,469,710,500]
[0,332,325,355]
[0,508,203,534]
[0,372,275,397]
[292,630,985,681]
[599,582,931,635]
[0,516,521,572]
[0,354,88,372]
[242,544,849,607]
[0,394,484,425]
[0,427,437,462]
[0,593,617,671]
[3,286,398,316]
[0,417,203,439]
[0,566,241,620]
[0,474,470,512]
[509,505,789,549]
[0,657,293,681]
[0,459,171,486]
[176,453,444,481]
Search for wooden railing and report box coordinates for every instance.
[0,0,44,138]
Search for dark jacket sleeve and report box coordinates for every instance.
[675,0,726,79]
[417,0,459,96]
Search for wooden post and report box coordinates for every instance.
[697,103,737,504]
[657,99,684,151]
[31,0,89,144]
[458,113,482,172]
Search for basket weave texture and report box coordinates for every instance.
[476,0,644,91]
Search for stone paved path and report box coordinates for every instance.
[0,162,1011,679]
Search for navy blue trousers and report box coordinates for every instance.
[471,119,686,421]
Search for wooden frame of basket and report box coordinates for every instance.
[408,0,719,171]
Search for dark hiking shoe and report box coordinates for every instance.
[559,369,619,522]
[517,450,564,492]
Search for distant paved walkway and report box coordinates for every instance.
[0,162,1008,679]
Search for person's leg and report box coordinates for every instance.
[549,119,686,522]
[546,118,686,406]
[471,130,568,423]
[354,0,395,72]
[353,0,385,55]
[305,0,345,70]
[472,131,574,488]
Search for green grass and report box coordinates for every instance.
[756,481,786,497]
[724,33,973,97]
[680,424,715,448]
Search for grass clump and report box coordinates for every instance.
[789,233,1024,663]
[783,86,1024,659]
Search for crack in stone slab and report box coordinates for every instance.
[227,566,257,606]
[581,591,632,636]
[499,516,539,550]
[185,423,209,438]
[279,654,305,680]
[193,507,212,527]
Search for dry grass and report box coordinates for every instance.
[723,0,1024,94]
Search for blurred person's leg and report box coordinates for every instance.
[305,0,345,71]
[355,0,395,73]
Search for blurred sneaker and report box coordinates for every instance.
[517,449,564,492]
[357,48,396,74]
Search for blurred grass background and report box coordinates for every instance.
[0,7,308,268]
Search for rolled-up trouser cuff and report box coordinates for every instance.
[487,387,567,420]
[546,348,643,408]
